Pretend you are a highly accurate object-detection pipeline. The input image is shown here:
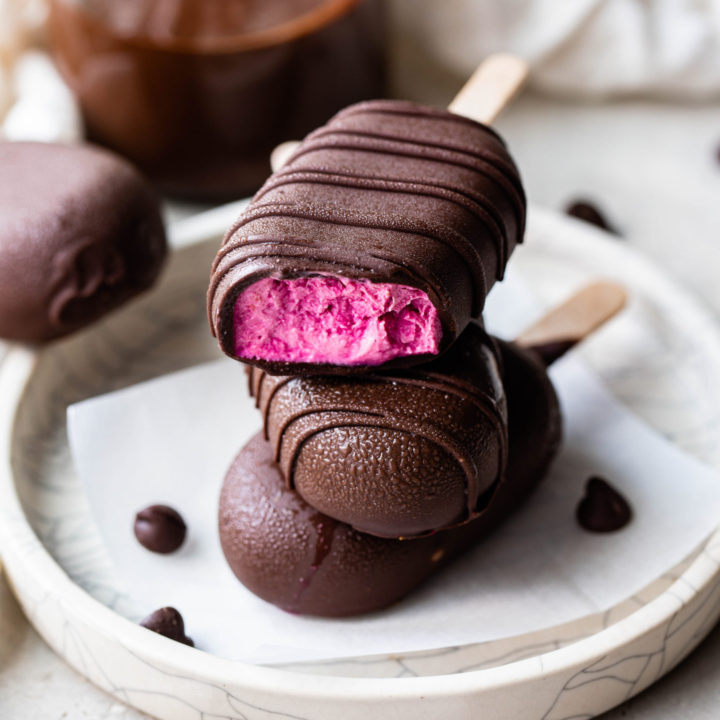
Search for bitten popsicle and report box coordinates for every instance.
[208,55,529,375]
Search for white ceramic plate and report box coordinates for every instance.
[2,205,720,720]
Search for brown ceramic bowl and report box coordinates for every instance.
[49,0,385,200]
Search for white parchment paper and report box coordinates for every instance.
[67,275,720,664]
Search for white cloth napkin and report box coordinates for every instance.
[390,0,720,98]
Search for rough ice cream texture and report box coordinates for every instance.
[234,275,442,366]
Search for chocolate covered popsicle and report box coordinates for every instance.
[0,141,167,342]
[219,339,560,616]
[208,56,529,374]
[247,322,507,538]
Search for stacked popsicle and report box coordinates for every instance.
[208,57,583,616]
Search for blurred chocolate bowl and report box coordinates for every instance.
[48,0,385,201]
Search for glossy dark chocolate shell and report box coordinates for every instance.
[218,340,560,617]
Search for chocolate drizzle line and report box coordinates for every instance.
[211,204,476,311]
[294,129,525,232]
[255,169,508,280]
[284,133,524,245]
[292,513,339,609]
[207,100,526,367]
[333,99,513,137]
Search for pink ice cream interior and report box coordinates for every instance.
[234,275,442,366]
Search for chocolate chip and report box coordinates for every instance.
[576,476,632,532]
[565,200,618,234]
[140,607,194,646]
[134,505,186,553]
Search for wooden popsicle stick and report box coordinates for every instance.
[270,140,301,173]
[515,282,627,351]
[448,53,529,125]
[270,53,529,171]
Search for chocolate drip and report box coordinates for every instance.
[208,100,526,374]
[292,513,339,609]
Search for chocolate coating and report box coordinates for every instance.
[219,340,561,616]
[208,100,526,374]
[248,323,508,538]
[140,607,194,646]
[0,142,167,342]
[134,505,187,554]
[576,476,632,532]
